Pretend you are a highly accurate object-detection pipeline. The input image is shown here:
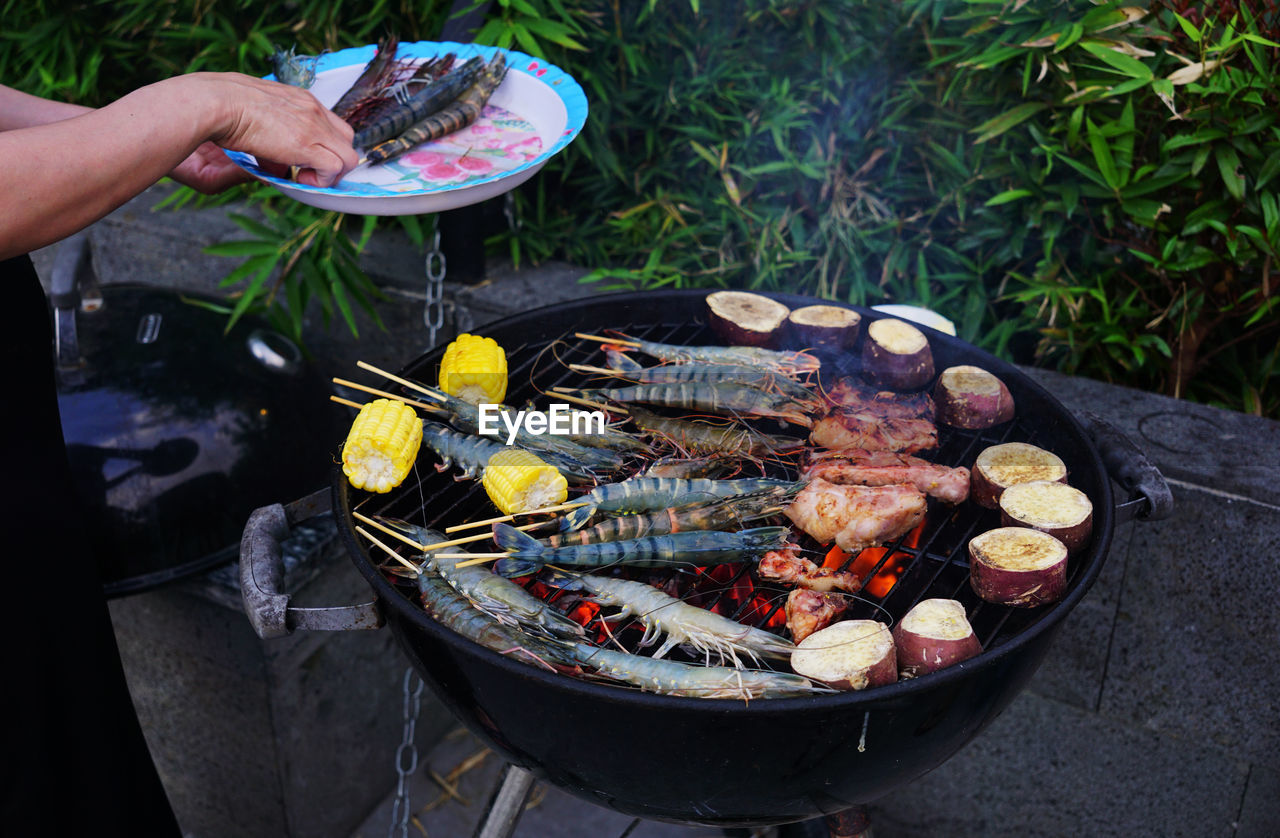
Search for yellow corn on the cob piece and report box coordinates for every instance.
[481,448,568,515]
[439,333,508,405]
[342,399,423,493]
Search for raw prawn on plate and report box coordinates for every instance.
[227,40,588,215]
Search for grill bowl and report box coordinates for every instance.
[332,290,1114,826]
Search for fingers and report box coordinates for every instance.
[295,142,357,188]
[203,73,358,188]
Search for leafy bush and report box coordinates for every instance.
[4,0,1278,416]
[899,0,1280,414]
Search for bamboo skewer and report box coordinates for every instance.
[574,332,640,348]
[452,554,507,568]
[332,377,444,413]
[548,388,629,415]
[442,501,589,534]
[353,511,546,552]
[356,360,446,401]
[331,395,365,410]
[569,363,626,376]
[356,526,422,574]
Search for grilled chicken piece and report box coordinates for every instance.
[802,448,969,504]
[824,378,935,420]
[812,378,938,453]
[758,545,863,594]
[786,589,850,643]
[785,478,927,552]
[809,411,938,454]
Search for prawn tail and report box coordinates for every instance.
[537,567,584,591]
[561,503,597,532]
[492,524,547,578]
[493,558,543,578]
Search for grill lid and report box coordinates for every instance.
[53,237,344,597]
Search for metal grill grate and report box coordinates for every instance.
[346,311,1095,670]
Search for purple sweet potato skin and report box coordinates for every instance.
[861,334,934,390]
[787,305,862,353]
[968,542,1068,607]
[934,366,1015,429]
[894,628,982,678]
[970,443,1068,509]
[998,487,1094,553]
[892,600,983,678]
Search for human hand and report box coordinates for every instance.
[169,141,250,194]
[183,72,358,188]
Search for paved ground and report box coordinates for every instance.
[39,187,1280,838]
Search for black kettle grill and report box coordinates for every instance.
[240,290,1172,835]
[52,233,343,596]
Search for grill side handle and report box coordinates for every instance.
[1078,410,1173,523]
[240,491,384,638]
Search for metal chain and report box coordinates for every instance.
[424,223,447,347]
[503,192,521,232]
[387,667,426,838]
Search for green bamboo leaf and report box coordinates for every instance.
[1087,117,1121,190]
[1114,99,1135,181]
[1191,144,1213,176]
[204,239,281,257]
[1241,33,1280,48]
[228,213,281,240]
[972,102,1047,144]
[1256,155,1280,192]
[224,260,275,333]
[1163,130,1226,152]
[1215,145,1245,200]
[1108,77,1151,97]
[1054,22,1084,53]
[984,188,1034,207]
[1120,172,1187,198]
[1079,41,1153,80]
[1172,12,1202,43]
[1067,104,1084,148]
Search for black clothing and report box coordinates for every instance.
[0,254,181,836]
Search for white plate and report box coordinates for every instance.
[226,42,588,215]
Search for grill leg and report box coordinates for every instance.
[825,805,871,838]
[471,763,535,838]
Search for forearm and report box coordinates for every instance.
[0,72,355,260]
[0,85,91,130]
[0,78,212,259]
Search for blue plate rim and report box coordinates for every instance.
[225,41,588,200]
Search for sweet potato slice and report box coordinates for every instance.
[791,619,898,691]
[968,527,1068,607]
[970,442,1067,509]
[787,305,862,353]
[705,290,791,347]
[861,317,935,390]
[934,365,1015,429]
[892,598,982,678]
[998,480,1093,553]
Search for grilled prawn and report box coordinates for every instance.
[389,520,584,639]
[491,524,790,576]
[562,476,800,531]
[543,486,798,547]
[569,645,826,700]
[629,407,803,458]
[609,333,820,375]
[412,534,576,668]
[583,382,819,429]
[544,570,795,666]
